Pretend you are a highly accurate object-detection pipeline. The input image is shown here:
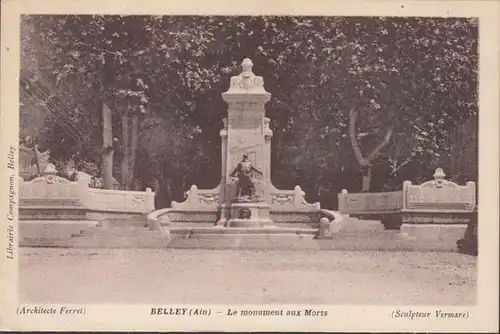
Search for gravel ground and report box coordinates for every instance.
[20,248,476,305]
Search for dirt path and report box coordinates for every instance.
[19,248,476,305]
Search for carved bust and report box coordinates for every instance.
[227,58,266,92]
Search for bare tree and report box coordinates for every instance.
[348,108,393,192]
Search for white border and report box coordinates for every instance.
[1,0,498,332]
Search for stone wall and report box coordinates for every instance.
[401,179,476,213]
[171,185,221,211]
[337,168,477,225]
[337,190,403,215]
[86,188,155,214]
[19,164,155,220]
[268,185,320,212]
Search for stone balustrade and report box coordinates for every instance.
[171,184,221,211]
[338,168,477,228]
[269,185,320,212]
[338,190,403,215]
[337,168,478,254]
[19,164,155,221]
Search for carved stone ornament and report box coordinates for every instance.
[225,58,268,94]
[199,193,220,205]
[44,174,58,184]
[433,168,448,188]
[42,163,59,184]
[272,194,293,205]
[42,163,57,175]
[132,195,146,206]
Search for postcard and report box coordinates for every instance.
[1,0,498,332]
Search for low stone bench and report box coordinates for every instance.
[338,168,477,253]
[338,189,403,229]
[19,163,156,244]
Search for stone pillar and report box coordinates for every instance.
[263,117,273,184]
[219,118,229,204]
[77,171,92,208]
[221,58,271,202]
[217,58,273,227]
[145,187,155,212]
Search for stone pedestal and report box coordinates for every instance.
[219,58,273,205]
[227,202,273,228]
[171,58,320,231]
[214,58,276,228]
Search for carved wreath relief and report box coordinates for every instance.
[199,193,220,205]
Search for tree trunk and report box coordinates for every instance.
[348,108,366,166]
[361,164,372,192]
[153,177,162,208]
[165,176,172,206]
[128,114,139,189]
[348,108,393,192]
[101,103,114,189]
[121,115,130,189]
[32,146,41,176]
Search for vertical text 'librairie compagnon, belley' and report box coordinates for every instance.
[6,144,16,259]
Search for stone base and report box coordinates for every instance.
[218,202,274,228]
[20,224,171,248]
[20,221,471,252]
[19,220,99,244]
[20,209,88,221]
[457,223,478,256]
[400,223,467,243]
[227,219,274,227]
[168,225,318,250]
[167,233,319,250]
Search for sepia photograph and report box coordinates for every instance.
[1,0,498,332]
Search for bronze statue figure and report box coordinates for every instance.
[230,154,263,200]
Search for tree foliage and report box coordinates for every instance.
[20,15,478,208]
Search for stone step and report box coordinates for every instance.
[168,233,320,250]
[72,224,156,238]
[22,226,170,248]
[20,231,465,252]
[19,220,468,253]
[20,237,74,248]
[21,234,171,249]
[20,231,464,252]
[94,218,148,228]
[169,226,318,236]
[69,233,171,248]
[20,220,99,240]
[400,224,466,241]
[165,231,463,252]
